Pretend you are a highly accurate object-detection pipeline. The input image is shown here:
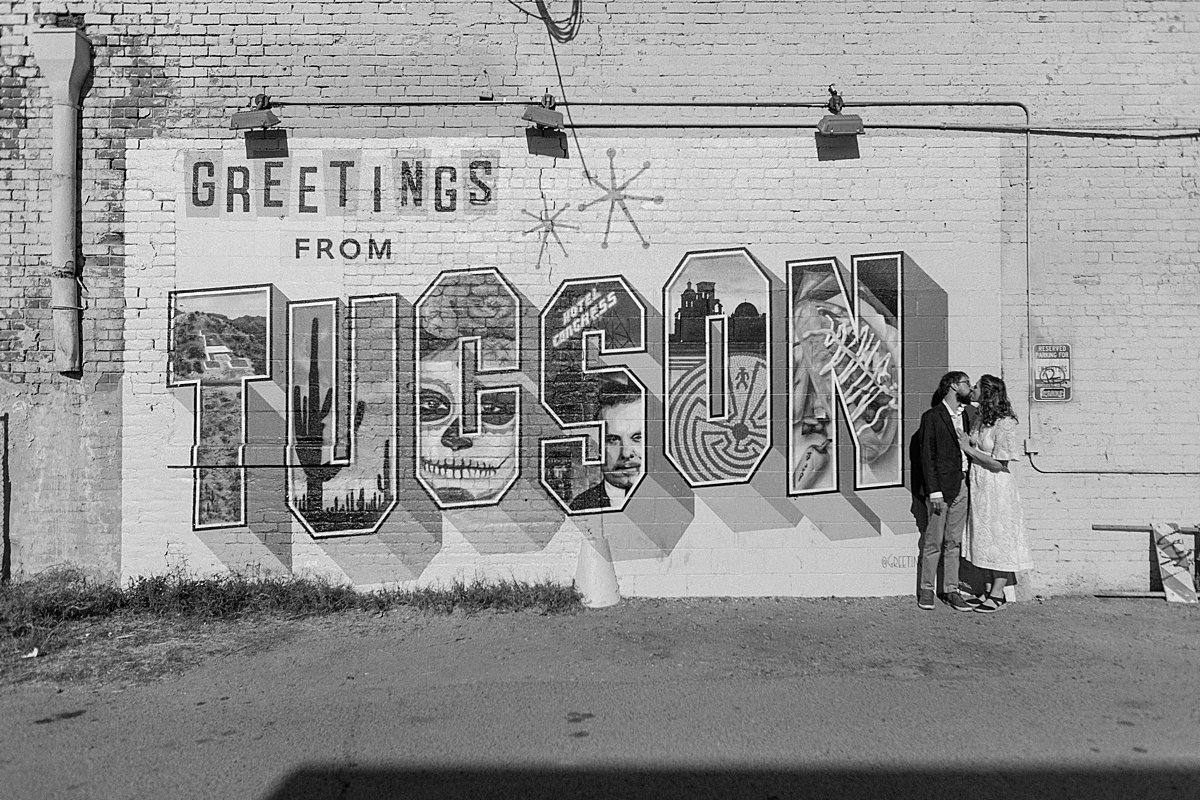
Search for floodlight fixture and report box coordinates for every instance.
[230,93,281,131]
[816,114,865,136]
[524,92,568,159]
[816,85,863,136]
[522,92,564,130]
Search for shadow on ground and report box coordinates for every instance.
[264,766,1199,800]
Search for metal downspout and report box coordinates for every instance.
[30,27,91,373]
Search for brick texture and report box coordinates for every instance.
[3,1,1198,594]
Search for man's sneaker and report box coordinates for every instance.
[917,589,936,610]
[945,592,974,612]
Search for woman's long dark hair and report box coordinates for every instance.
[976,374,1017,427]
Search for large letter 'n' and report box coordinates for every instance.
[788,253,904,494]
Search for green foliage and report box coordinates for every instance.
[171,310,267,382]
[0,568,124,637]
[362,578,583,615]
[1,567,581,638]
[197,386,243,524]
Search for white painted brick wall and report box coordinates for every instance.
[3,1,1197,595]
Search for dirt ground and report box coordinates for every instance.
[2,595,1200,799]
[4,593,1199,689]
[1,610,339,687]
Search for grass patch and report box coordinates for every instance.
[0,567,582,686]
[2,566,581,642]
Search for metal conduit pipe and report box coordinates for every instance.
[566,102,1199,476]
[253,94,1200,475]
[30,27,91,373]
[573,99,1035,464]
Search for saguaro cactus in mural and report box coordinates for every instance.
[377,438,391,499]
[292,316,365,512]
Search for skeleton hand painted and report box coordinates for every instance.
[791,321,834,491]
[791,271,901,489]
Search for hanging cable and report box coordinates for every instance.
[534,0,583,43]
[505,0,582,41]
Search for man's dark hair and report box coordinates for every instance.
[931,371,969,407]
[596,380,641,414]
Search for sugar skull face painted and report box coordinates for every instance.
[418,347,518,505]
[414,268,522,507]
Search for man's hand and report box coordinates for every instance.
[929,497,945,516]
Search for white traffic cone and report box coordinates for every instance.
[575,533,620,608]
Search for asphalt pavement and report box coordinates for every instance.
[2,595,1198,799]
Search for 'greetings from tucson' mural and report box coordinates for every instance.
[169,251,924,537]
[141,137,998,584]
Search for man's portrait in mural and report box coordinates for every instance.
[538,276,647,513]
[416,270,521,507]
[790,259,902,492]
[568,380,645,511]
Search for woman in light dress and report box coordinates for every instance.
[956,374,1034,613]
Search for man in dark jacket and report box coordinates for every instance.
[916,371,976,611]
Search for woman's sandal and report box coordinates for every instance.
[974,595,1007,613]
[960,593,986,608]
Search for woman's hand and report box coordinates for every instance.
[957,430,973,450]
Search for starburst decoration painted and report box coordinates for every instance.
[522,196,579,269]
[578,148,665,249]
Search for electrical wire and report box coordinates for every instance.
[501,0,588,171]
[560,121,1200,140]
[505,0,541,19]
[1094,525,1200,534]
[544,33,592,178]
[536,2,587,175]
[1028,456,1200,476]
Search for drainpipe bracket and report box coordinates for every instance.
[50,273,85,310]
[30,27,92,97]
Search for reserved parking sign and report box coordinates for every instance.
[1034,344,1071,401]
